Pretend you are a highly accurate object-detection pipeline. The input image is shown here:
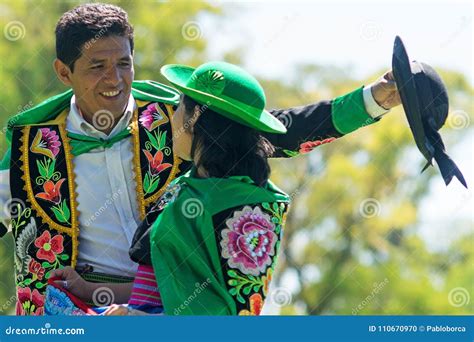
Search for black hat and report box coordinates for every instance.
[392,36,467,188]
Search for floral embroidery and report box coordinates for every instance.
[44,286,87,316]
[139,103,167,131]
[221,202,288,314]
[227,269,265,304]
[16,286,45,315]
[140,103,174,197]
[143,150,172,176]
[35,179,70,224]
[14,216,36,279]
[35,179,65,205]
[28,259,45,281]
[29,126,72,226]
[16,229,68,290]
[262,268,273,296]
[143,150,172,195]
[238,293,263,316]
[35,157,61,184]
[30,128,61,159]
[299,137,336,154]
[34,231,64,264]
[221,206,277,276]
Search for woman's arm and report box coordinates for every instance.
[263,72,399,157]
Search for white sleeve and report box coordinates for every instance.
[363,85,390,118]
[0,169,12,231]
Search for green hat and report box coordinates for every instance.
[160,61,287,134]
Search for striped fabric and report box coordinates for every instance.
[128,264,163,307]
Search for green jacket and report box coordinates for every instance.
[150,172,290,315]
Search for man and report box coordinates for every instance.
[0,3,400,315]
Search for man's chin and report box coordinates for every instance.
[96,99,130,117]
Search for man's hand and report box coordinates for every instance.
[371,71,402,110]
[50,266,92,301]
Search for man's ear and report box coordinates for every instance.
[53,58,73,86]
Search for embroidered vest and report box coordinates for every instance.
[10,99,191,315]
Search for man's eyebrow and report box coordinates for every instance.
[88,56,131,64]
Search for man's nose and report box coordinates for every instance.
[103,66,121,86]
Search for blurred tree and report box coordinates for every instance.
[265,65,473,315]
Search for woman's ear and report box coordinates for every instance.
[189,105,202,133]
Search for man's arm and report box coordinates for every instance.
[264,72,400,157]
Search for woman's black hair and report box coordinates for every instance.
[182,95,274,186]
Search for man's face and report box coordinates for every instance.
[58,35,134,120]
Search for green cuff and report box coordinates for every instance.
[332,86,378,135]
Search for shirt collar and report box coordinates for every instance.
[66,94,136,139]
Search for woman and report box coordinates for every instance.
[49,61,290,315]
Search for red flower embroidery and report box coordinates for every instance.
[16,286,45,315]
[35,179,65,205]
[298,137,336,154]
[34,231,64,263]
[143,150,172,176]
[28,259,45,281]
[238,293,264,316]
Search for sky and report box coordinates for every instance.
[202,0,473,84]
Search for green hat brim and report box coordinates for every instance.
[161,64,287,134]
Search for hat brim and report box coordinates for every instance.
[160,64,287,134]
[392,36,432,161]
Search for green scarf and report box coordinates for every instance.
[150,171,290,315]
[67,128,132,156]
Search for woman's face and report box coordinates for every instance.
[172,99,195,161]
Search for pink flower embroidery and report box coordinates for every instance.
[139,103,165,131]
[34,230,64,263]
[299,137,336,154]
[30,128,61,159]
[16,286,45,315]
[221,206,277,276]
